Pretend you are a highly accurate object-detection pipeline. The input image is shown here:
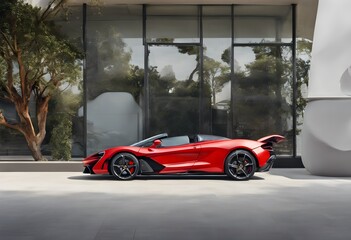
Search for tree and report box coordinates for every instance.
[86,27,133,100]
[50,112,72,160]
[203,56,230,105]
[296,39,312,123]
[0,0,81,161]
[228,45,291,142]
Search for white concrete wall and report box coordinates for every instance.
[302,0,351,176]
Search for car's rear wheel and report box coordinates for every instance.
[225,150,257,180]
[110,153,139,180]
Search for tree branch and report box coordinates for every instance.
[0,110,23,134]
[39,0,67,22]
[5,58,21,102]
[0,30,16,55]
[16,50,29,102]
[36,95,51,145]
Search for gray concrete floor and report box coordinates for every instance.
[1,169,351,240]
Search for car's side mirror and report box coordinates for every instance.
[150,139,162,149]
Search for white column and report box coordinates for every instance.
[302,0,351,176]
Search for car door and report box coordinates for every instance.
[190,140,229,173]
[139,137,201,173]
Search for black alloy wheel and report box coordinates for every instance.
[225,150,257,180]
[110,153,139,180]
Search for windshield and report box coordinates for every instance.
[131,133,229,148]
[130,133,168,147]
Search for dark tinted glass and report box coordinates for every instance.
[148,45,200,136]
[233,46,293,155]
[86,5,143,155]
[146,5,200,43]
[203,6,232,137]
[234,5,292,43]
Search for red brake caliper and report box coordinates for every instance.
[128,160,135,173]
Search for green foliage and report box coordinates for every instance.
[87,27,135,100]
[0,0,82,160]
[50,113,72,161]
[231,45,291,154]
[0,0,82,94]
[296,39,312,121]
[221,48,231,64]
[203,56,230,103]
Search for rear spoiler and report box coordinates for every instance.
[257,135,285,144]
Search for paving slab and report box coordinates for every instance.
[0,169,351,240]
[0,161,82,172]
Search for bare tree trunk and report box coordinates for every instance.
[26,136,46,161]
[188,63,199,81]
[6,98,49,161]
[36,96,50,146]
[20,112,47,161]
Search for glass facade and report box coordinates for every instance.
[203,6,231,136]
[233,5,292,43]
[146,5,199,43]
[85,5,143,155]
[0,5,84,156]
[54,6,84,157]
[233,46,293,155]
[0,4,309,161]
[148,45,200,136]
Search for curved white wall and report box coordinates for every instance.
[302,0,351,176]
[307,0,351,98]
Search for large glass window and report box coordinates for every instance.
[145,5,201,137]
[148,45,200,136]
[296,39,312,155]
[86,5,143,155]
[234,5,292,43]
[233,46,293,155]
[52,6,84,157]
[1,4,303,159]
[146,5,200,43]
[203,6,232,136]
[0,6,84,157]
[232,5,294,155]
[0,102,31,155]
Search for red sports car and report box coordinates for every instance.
[83,133,285,181]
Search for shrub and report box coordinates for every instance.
[50,114,72,161]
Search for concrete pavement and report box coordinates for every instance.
[0,169,351,240]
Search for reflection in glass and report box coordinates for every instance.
[0,6,84,157]
[296,39,312,155]
[203,6,232,136]
[148,46,200,136]
[52,6,84,157]
[0,4,301,159]
[0,101,32,155]
[86,5,143,155]
[234,5,292,43]
[233,46,293,155]
[146,5,199,43]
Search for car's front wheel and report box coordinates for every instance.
[110,153,139,180]
[225,150,257,180]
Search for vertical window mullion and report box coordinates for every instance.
[82,3,87,157]
[292,4,297,157]
[230,5,235,138]
[199,5,204,133]
[143,5,149,138]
